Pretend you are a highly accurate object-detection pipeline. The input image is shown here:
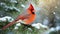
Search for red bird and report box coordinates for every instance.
[2,4,36,30]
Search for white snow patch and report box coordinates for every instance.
[21,4,25,8]
[0,2,6,6]
[32,23,48,29]
[4,6,20,12]
[28,28,32,31]
[56,26,60,31]
[17,20,25,24]
[14,26,18,29]
[0,16,14,22]
[32,23,40,29]
[50,27,56,32]
[0,18,6,22]
[16,23,21,27]
[53,12,56,14]
[13,7,20,12]
[10,0,17,3]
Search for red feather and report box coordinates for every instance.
[2,4,36,30]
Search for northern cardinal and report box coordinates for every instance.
[2,4,36,30]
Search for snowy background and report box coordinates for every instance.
[0,0,60,34]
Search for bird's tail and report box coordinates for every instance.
[2,20,17,30]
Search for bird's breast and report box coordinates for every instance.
[23,14,35,25]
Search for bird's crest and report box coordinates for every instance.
[28,4,34,11]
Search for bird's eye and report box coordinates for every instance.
[32,12,35,14]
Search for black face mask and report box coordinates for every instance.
[30,9,35,14]
[32,11,35,14]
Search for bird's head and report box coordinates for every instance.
[28,4,35,14]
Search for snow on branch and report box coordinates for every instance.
[31,23,49,29]
[0,16,14,22]
[14,20,49,30]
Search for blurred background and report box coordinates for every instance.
[0,0,60,34]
